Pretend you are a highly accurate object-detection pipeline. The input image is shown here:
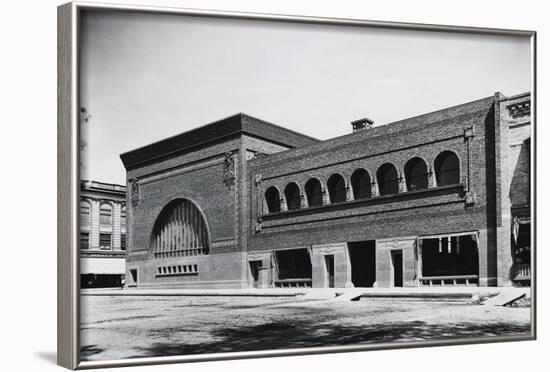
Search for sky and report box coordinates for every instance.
[79,10,532,185]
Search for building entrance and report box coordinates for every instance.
[391,250,403,287]
[325,255,335,288]
[348,241,376,287]
[249,260,262,288]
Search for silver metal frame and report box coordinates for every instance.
[57,1,537,369]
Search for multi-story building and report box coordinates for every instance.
[80,180,127,288]
[119,92,531,289]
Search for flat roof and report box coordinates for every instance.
[81,180,126,196]
[120,113,319,170]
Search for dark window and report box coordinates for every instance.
[80,232,89,250]
[265,186,281,213]
[99,233,111,250]
[421,235,479,277]
[435,151,460,186]
[80,201,90,226]
[350,169,371,199]
[121,234,126,251]
[99,204,112,226]
[305,178,323,207]
[404,157,429,191]
[284,183,301,210]
[377,163,399,195]
[514,221,530,265]
[327,174,346,203]
[275,249,312,280]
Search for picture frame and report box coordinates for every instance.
[57,1,536,369]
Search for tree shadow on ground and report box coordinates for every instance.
[81,345,105,361]
[131,320,531,358]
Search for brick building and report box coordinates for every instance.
[119,92,531,289]
[80,180,127,288]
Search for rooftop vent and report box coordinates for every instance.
[351,117,374,132]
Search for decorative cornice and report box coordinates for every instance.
[80,251,126,258]
[80,196,126,206]
[211,238,238,248]
[506,101,531,118]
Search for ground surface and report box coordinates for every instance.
[80,295,531,361]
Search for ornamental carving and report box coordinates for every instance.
[507,101,530,118]
[129,178,139,208]
[223,152,236,189]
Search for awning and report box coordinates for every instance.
[80,257,125,275]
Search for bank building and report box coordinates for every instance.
[118,92,531,289]
[80,180,127,288]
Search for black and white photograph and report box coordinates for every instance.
[69,2,534,367]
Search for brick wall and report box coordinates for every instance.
[124,133,295,287]
[248,96,497,250]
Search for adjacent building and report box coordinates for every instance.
[80,180,127,288]
[119,92,532,289]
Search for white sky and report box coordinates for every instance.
[80,11,531,185]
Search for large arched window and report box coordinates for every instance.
[265,186,281,213]
[350,169,371,199]
[377,163,399,195]
[327,174,347,203]
[80,200,91,226]
[150,199,209,258]
[284,182,301,210]
[305,178,323,207]
[435,151,460,186]
[404,157,429,191]
[99,203,112,226]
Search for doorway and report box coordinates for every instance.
[325,255,335,288]
[249,260,262,288]
[348,241,376,287]
[391,250,403,287]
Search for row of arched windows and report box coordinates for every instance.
[80,200,126,228]
[264,151,460,214]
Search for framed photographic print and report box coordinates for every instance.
[57,1,536,369]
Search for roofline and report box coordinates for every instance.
[499,91,531,102]
[249,92,525,165]
[241,113,319,142]
[80,179,126,193]
[119,113,319,170]
[119,113,318,159]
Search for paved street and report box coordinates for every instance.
[80,294,531,361]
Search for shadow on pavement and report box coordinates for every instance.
[130,320,531,358]
[81,345,105,361]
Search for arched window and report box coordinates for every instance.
[305,178,323,207]
[265,186,281,213]
[377,163,399,195]
[435,151,460,186]
[80,200,91,226]
[99,203,112,226]
[327,174,346,203]
[404,157,429,191]
[150,199,209,257]
[350,169,371,199]
[284,183,301,210]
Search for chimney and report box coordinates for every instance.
[351,117,374,132]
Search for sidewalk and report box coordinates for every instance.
[81,286,531,300]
